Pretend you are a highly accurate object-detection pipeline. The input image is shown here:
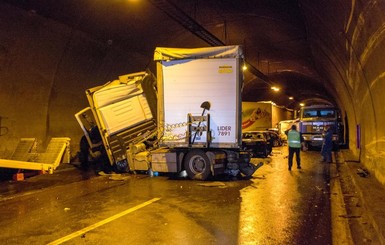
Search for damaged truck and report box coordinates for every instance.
[75,45,262,180]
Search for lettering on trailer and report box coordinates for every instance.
[217,125,231,136]
[218,65,233,74]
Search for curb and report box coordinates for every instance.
[330,160,354,245]
[342,160,385,244]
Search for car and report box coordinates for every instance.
[242,131,270,157]
[258,131,273,155]
[263,130,283,147]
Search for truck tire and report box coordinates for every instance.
[184,150,211,180]
[263,148,268,158]
[79,136,90,170]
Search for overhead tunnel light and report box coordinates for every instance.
[271,86,280,92]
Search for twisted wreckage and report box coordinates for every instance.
[75,45,263,180]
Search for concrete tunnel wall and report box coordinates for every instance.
[299,0,385,184]
[0,3,150,158]
[1,2,385,184]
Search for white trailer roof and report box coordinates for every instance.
[154,45,243,61]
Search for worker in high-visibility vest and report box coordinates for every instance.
[287,124,304,170]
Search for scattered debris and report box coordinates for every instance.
[197,181,226,187]
[97,171,119,176]
[357,168,369,178]
[96,171,130,181]
[109,175,130,181]
[339,214,362,219]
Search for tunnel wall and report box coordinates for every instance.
[0,3,149,157]
[300,1,385,184]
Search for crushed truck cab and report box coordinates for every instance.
[75,71,158,172]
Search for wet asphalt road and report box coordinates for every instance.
[0,146,333,245]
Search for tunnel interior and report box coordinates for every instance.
[0,0,385,184]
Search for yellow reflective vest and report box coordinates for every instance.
[288,130,301,148]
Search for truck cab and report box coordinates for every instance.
[298,105,342,149]
[75,71,158,172]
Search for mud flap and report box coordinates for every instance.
[239,162,264,176]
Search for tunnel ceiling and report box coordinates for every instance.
[4,0,336,109]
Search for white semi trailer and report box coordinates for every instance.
[75,46,261,180]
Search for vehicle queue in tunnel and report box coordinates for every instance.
[0,1,384,186]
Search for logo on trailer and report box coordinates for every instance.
[217,125,231,136]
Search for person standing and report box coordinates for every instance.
[287,124,303,170]
[321,125,333,163]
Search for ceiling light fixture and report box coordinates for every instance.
[271,86,280,92]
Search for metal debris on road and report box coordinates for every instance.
[357,168,369,177]
[197,182,226,187]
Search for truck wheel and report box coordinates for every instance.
[263,148,268,158]
[79,136,90,170]
[184,150,211,180]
